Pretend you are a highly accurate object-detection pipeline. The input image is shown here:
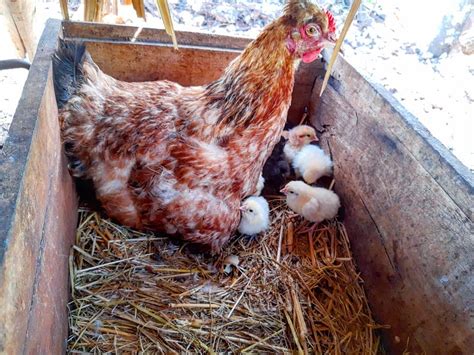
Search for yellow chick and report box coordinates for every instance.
[281,181,340,224]
[282,125,318,163]
[238,196,270,236]
[293,145,333,184]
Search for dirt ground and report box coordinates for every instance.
[0,0,472,170]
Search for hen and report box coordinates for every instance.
[53,0,336,253]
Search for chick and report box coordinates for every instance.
[293,145,333,184]
[282,125,318,163]
[281,181,340,224]
[238,196,270,236]
[262,137,291,194]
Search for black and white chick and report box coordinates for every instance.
[261,137,291,195]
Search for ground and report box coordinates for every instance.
[0,0,472,170]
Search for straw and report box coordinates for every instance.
[68,199,384,353]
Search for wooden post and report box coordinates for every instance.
[1,0,36,59]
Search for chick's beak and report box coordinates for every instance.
[312,135,319,142]
[280,186,289,195]
[239,206,247,212]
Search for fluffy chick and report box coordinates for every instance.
[238,196,270,236]
[282,125,318,163]
[293,145,333,184]
[281,181,340,224]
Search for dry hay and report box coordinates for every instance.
[68,198,384,353]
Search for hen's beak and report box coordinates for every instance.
[280,187,289,195]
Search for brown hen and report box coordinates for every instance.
[53,0,336,253]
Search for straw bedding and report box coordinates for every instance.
[68,197,383,353]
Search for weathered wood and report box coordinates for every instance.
[311,53,474,353]
[62,21,252,49]
[287,59,324,124]
[0,1,26,57]
[2,0,36,58]
[84,41,241,84]
[0,19,77,353]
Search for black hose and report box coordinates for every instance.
[0,59,31,71]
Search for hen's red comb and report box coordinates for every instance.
[325,10,336,33]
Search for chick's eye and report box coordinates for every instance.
[249,209,254,213]
[305,24,319,37]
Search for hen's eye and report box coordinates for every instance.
[305,24,319,37]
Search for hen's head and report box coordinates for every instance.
[283,0,337,63]
[283,124,318,148]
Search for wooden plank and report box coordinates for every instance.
[84,41,241,84]
[23,81,78,355]
[1,2,26,57]
[62,21,252,50]
[310,55,474,353]
[287,59,324,124]
[2,0,36,58]
[0,19,77,353]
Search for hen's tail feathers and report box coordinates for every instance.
[52,39,87,109]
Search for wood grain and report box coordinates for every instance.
[0,19,77,353]
[2,0,37,58]
[311,53,474,354]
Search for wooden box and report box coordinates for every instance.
[0,19,472,354]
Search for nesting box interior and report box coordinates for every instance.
[0,19,472,354]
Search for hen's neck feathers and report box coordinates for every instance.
[205,18,296,129]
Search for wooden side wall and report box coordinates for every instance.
[310,52,473,354]
[0,20,77,353]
